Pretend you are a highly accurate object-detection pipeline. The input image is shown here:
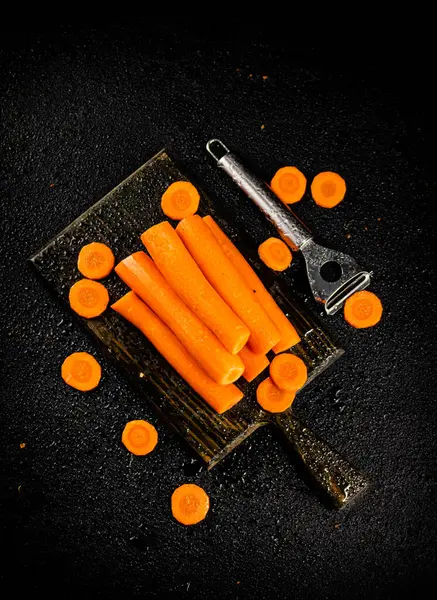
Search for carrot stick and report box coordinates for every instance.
[61,352,101,391]
[176,215,280,355]
[258,237,292,272]
[141,221,249,355]
[171,484,210,525]
[112,291,243,413]
[77,242,115,279]
[203,216,301,353]
[161,181,200,220]
[344,290,383,329]
[311,171,346,208]
[269,353,307,392]
[121,420,158,455]
[239,346,269,383]
[271,166,306,204]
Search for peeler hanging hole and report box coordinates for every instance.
[320,261,342,283]
[206,139,229,162]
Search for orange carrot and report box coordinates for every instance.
[61,352,101,391]
[121,420,158,455]
[115,253,244,385]
[239,346,269,383]
[161,181,200,220]
[258,237,292,272]
[271,166,307,204]
[176,215,280,355]
[256,377,295,413]
[112,292,243,413]
[311,171,346,208]
[171,483,210,525]
[77,242,115,279]
[141,221,249,355]
[203,216,300,353]
[69,279,109,318]
[269,353,307,392]
[344,290,383,329]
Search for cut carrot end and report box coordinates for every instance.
[239,346,269,382]
[171,484,210,525]
[258,237,292,272]
[61,352,101,391]
[161,181,200,220]
[311,171,346,208]
[344,290,383,329]
[69,279,109,318]
[77,242,115,279]
[270,353,307,392]
[122,420,158,456]
[256,377,295,413]
[271,166,307,204]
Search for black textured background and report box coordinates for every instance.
[1,26,436,599]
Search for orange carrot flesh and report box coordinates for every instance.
[269,353,307,392]
[256,377,295,413]
[271,166,307,204]
[344,290,383,329]
[311,171,346,208]
[258,237,292,272]
[112,292,243,413]
[176,215,280,355]
[171,483,210,525]
[121,419,158,455]
[61,352,101,391]
[141,221,249,355]
[69,279,109,318]
[203,216,300,353]
[239,346,269,383]
[161,181,200,220]
[77,242,115,279]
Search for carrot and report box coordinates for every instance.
[311,171,346,208]
[176,215,280,355]
[112,292,243,413]
[271,166,307,204]
[77,242,115,279]
[344,290,383,329]
[256,377,295,413]
[171,483,210,525]
[258,237,292,272]
[269,353,307,392]
[203,216,300,353]
[121,419,158,456]
[61,352,101,391]
[161,181,200,220]
[69,278,109,318]
[141,221,249,355]
[239,346,269,383]
[115,253,244,385]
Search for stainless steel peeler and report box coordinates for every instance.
[206,139,371,315]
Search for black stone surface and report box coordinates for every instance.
[1,26,436,599]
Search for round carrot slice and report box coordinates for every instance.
[270,353,307,392]
[258,237,292,272]
[161,181,200,220]
[69,279,109,318]
[61,352,101,391]
[121,420,158,456]
[256,377,295,413]
[171,483,210,526]
[311,171,346,208]
[77,242,115,280]
[344,290,383,329]
[271,166,307,204]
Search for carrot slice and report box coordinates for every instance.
[311,171,346,208]
[69,279,109,318]
[77,242,115,279]
[171,484,210,525]
[121,419,158,456]
[112,292,243,413]
[344,290,383,329]
[61,352,101,391]
[176,215,280,355]
[258,237,292,272]
[239,346,269,383]
[115,253,244,385]
[141,221,249,355]
[271,166,307,204]
[203,216,300,353]
[256,377,295,413]
[161,181,200,220]
[270,353,307,392]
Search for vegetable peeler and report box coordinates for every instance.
[206,139,371,315]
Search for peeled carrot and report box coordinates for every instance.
[69,279,109,318]
[239,346,269,383]
[171,483,210,525]
[141,221,249,355]
[121,419,158,456]
[311,171,346,208]
[270,353,307,392]
[61,352,101,391]
[344,290,383,329]
[115,253,244,385]
[256,377,295,413]
[112,292,243,413]
[203,216,300,353]
[77,242,115,279]
[176,215,280,355]
[161,181,200,220]
[271,166,307,204]
[258,237,292,272]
